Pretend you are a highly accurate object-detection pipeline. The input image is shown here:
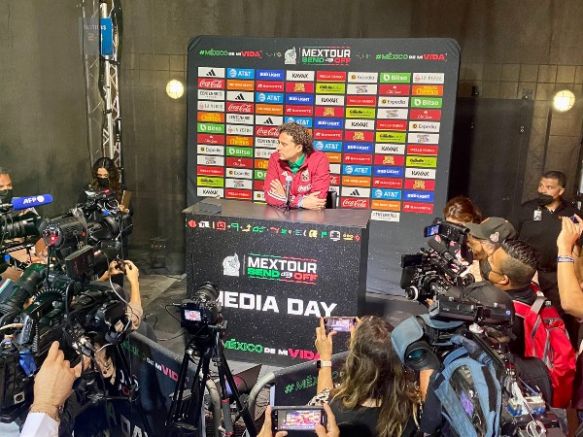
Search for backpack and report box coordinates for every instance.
[422,335,502,437]
[513,286,576,408]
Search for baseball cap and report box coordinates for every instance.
[465,217,517,243]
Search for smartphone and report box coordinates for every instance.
[272,406,326,432]
[324,316,357,333]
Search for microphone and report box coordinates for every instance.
[11,194,53,211]
[284,175,293,208]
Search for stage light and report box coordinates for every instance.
[552,89,576,112]
[166,79,184,99]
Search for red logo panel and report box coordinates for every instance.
[378,84,410,95]
[409,109,442,121]
[373,155,405,166]
[316,71,346,82]
[197,134,224,145]
[402,202,434,214]
[344,130,374,142]
[255,126,280,137]
[253,180,265,191]
[313,129,343,141]
[285,105,314,116]
[197,78,225,89]
[340,197,370,209]
[226,102,255,113]
[226,189,252,200]
[226,157,253,168]
[197,165,224,176]
[330,174,340,185]
[407,145,439,156]
[376,120,407,131]
[315,106,344,117]
[404,179,436,191]
[255,81,284,92]
[285,82,315,93]
[346,96,377,106]
[373,178,403,189]
[344,153,372,165]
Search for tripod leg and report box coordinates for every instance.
[189,344,213,431]
[166,346,195,427]
[215,338,257,437]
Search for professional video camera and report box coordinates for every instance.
[400,219,474,302]
[392,283,563,436]
[167,283,256,435]
[0,244,132,422]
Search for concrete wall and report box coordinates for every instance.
[2,1,582,272]
[0,1,90,217]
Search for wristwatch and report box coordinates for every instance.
[316,359,332,369]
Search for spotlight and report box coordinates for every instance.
[166,79,185,99]
[552,89,576,112]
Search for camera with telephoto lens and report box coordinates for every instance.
[180,282,222,333]
[400,219,474,302]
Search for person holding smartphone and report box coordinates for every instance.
[311,316,421,437]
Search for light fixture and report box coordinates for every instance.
[166,79,185,99]
[552,89,576,112]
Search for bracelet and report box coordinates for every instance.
[316,359,332,369]
[557,255,574,263]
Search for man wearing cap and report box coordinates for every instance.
[464,217,517,282]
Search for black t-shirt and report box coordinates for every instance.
[329,398,418,437]
[516,198,580,270]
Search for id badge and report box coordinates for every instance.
[533,208,542,221]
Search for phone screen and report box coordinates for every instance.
[424,224,440,238]
[277,409,323,431]
[325,317,356,332]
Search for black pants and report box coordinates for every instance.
[538,270,581,349]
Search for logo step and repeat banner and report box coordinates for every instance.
[187,37,460,294]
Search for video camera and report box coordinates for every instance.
[0,191,134,422]
[179,282,223,339]
[400,219,474,302]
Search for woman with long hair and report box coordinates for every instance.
[313,316,421,437]
[89,157,122,199]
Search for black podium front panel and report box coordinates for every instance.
[185,199,369,366]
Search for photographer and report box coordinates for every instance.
[311,316,421,437]
[20,342,82,437]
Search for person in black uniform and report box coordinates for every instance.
[516,170,581,345]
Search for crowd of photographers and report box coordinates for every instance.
[5,160,583,436]
[256,169,583,437]
[0,162,144,436]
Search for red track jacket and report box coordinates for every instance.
[264,151,330,208]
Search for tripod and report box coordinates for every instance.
[165,323,257,437]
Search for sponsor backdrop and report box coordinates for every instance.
[187,36,460,294]
[184,200,369,366]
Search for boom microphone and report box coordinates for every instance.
[11,194,53,211]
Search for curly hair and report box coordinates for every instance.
[278,122,314,155]
[332,316,420,437]
[499,239,537,287]
[443,195,482,224]
[90,157,121,196]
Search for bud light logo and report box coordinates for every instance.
[373,167,404,178]
[256,70,284,80]
[314,118,344,129]
[343,142,373,154]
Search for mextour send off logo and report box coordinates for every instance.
[245,253,318,285]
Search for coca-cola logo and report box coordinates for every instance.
[198,78,224,89]
[226,102,254,113]
[341,198,370,208]
[255,126,280,137]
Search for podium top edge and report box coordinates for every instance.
[183,199,370,228]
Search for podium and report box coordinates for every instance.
[184,199,370,366]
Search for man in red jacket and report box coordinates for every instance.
[264,122,330,210]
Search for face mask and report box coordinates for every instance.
[0,189,13,204]
[536,193,554,207]
[479,259,492,281]
[97,177,110,188]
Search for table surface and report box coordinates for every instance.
[184,198,371,228]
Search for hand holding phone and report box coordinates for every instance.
[272,406,326,433]
[324,316,357,333]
